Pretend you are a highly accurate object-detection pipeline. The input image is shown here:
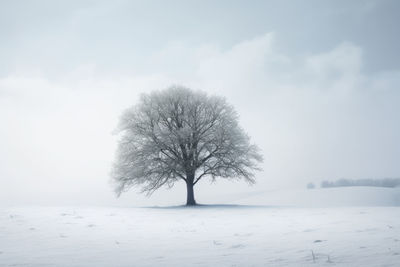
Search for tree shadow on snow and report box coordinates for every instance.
[142,204,281,209]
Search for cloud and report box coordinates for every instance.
[1,32,399,206]
[190,33,399,190]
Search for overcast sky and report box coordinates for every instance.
[1,0,399,206]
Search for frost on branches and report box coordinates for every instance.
[111,86,263,205]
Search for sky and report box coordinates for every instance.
[0,0,399,206]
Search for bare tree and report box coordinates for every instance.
[111,86,263,205]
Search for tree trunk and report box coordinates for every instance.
[186,180,196,206]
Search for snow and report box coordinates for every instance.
[1,188,400,266]
[231,187,400,207]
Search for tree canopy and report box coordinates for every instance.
[111,85,263,205]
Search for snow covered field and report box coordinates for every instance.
[1,188,400,266]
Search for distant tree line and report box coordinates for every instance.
[320,178,400,188]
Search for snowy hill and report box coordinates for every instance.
[1,187,400,266]
[1,205,399,266]
[230,187,400,207]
